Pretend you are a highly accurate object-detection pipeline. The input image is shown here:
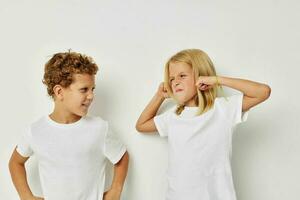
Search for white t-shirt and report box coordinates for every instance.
[16,115,126,200]
[154,94,249,200]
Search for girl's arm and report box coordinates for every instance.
[9,148,44,200]
[136,83,168,133]
[218,76,271,111]
[196,76,271,112]
[103,151,129,200]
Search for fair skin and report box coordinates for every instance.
[136,61,271,133]
[9,73,129,200]
[103,152,129,200]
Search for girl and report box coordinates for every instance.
[136,49,271,200]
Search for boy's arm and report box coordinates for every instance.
[9,148,43,200]
[103,151,129,200]
[136,83,168,133]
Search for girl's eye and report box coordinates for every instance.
[80,88,88,92]
[180,74,186,78]
[170,78,174,83]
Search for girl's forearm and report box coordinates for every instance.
[218,76,271,99]
[136,94,164,127]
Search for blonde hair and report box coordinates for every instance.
[164,49,218,115]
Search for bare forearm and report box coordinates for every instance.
[110,152,129,192]
[136,94,164,126]
[9,163,33,200]
[218,76,271,99]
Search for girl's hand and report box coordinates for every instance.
[156,82,169,99]
[196,76,218,91]
[103,188,121,200]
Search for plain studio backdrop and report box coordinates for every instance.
[0,0,299,199]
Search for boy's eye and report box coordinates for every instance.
[170,78,174,83]
[80,88,88,92]
[180,74,186,78]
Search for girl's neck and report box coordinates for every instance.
[184,95,199,107]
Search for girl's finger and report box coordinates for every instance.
[196,79,203,85]
[197,83,203,88]
[198,86,205,90]
[199,84,209,90]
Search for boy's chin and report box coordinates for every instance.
[79,111,88,117]
[74,110,88,117]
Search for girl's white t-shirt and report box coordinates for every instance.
[16,115,126,200]
[154,94,248,200]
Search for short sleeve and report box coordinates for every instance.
[104,124,127,164]
[16,127,34,157]
[218,94,249,126]
[153,110,172,137]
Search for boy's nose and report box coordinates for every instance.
[87,92,94,100]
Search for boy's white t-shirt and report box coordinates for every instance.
[154,94,248,200]
[16,115,126,200]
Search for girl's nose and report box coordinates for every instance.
[174,79,180,86]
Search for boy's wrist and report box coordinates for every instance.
[20,194,34,200]
[110,185,123,193]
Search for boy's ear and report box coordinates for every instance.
[53,85,64,101]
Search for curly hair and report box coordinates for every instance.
[43,51,98,98]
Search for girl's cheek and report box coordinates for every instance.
[171,85,175,92]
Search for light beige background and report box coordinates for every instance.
[0,0,299,199]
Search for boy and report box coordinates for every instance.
[9,51,129,200]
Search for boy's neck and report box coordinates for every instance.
[49,108,82,124]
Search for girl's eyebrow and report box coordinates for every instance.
[170,72,186,78]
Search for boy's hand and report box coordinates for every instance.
[196,76,218,91]
[156,82,169,99]
[24,196,44,200]
[32,197,44,200]
[103,188,121,200]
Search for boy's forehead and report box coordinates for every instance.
[72,74,95,85]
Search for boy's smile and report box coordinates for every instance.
[51,73,96,124]
[65,74,95,115]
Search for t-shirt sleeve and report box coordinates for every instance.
[16,127,34,157]
[103,123,127,165]
[219,94,249,126]
[153,110,172,137]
